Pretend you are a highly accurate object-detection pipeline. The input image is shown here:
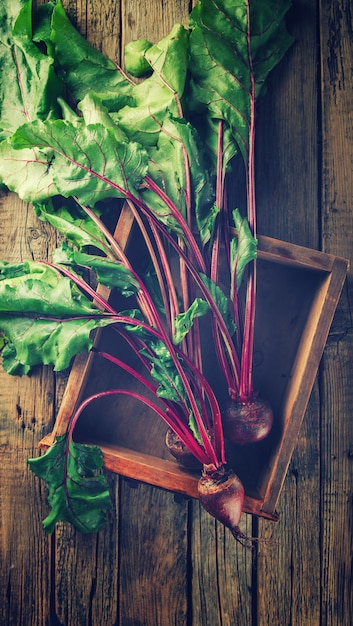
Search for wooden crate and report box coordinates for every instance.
[39,208,348,522]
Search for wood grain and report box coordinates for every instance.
[54,473,119,626]
[0,0,352,624]
[191,505,254,625]
[0,196,56,625]
[256,0,319,248]
[46,3,121,624]
[118,481,188,626]
[256,0,323,624]
[320,0,353,623]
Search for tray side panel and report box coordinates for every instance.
[260,257,348,514]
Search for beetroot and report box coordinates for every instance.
[223,396,273,445]
[165,428,202,469]
[198,465,245,538]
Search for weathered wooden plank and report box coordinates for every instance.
[119,481,188,625]
[256,392,321,625]
[52,358,120,625]
[319,0,353,622]
[256,0,322,623]
[191,505,253,625]
[0,194,56,625]
[121,0,190,49]
[45,2,192,624]
[320,341,353,625]
[54,476,119,626]
[256,0,319,249]
[186,2,319,608]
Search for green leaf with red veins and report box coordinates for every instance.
[188,0,294,167]
[144,23,188,97]
[0,260,115,373]
[0,141,58,200]
[28,434,111,534]
[53,244,140,296]
[0,313,112,374]
[48,0,134,106]
[0,0,62,141]
[78,93,128,144]
[2,119,148,205]
[113,24,189,146]
[173,298,210,345]
[141,115,215,239]
[34,200,110,254]
[48,8,188,147]
[124,39,153,77]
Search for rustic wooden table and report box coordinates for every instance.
[1,1,352,624]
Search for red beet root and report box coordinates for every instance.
[165,428,202,469]
[198,465,245,538]
[223,396,273,445]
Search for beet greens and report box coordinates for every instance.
[0,0,293,534]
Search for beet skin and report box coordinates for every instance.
[223,396,273,445]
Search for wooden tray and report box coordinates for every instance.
[39,207,348,521]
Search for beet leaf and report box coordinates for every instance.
[53,244,140,295]
[28,434,111,534]
[5,118,148,205]
[0,0,62,142]
[34,200,113,254]
[230,209,258,294]
[0,260,115,373]
[173,298,210,345]
[188,0,294,168]
[43,0,134,105]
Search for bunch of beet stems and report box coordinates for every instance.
[40,164,249,535]
[43,198,222,461]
